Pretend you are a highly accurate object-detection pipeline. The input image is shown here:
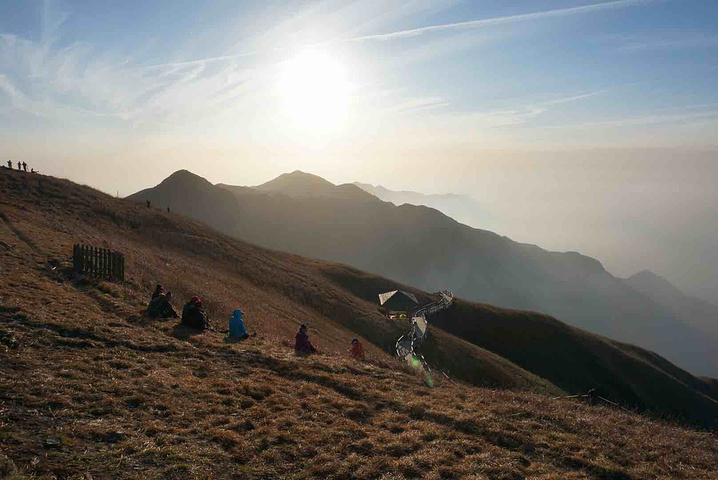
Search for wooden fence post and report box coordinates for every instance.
[72,244,124,282]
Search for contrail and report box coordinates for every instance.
[346,0,658,42]
[128,0,659,70]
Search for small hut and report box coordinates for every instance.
[378,290,418,317]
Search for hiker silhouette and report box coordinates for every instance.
[349,338,365,359]
[147,291,179,319]
[181,296,209,331]
[146,200,151,208]
[17,162,21,171]
[151,284,165,301]
[6,160,10,169]
[295,323,317,355]
[22,162,27,172]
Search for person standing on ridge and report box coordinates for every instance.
[22,162,27,172]
[6,160,10,169]
[17,162,21,171]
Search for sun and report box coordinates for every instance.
[277,49,352,132]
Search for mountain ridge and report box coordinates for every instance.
[247,170,376,201]
[353,181,493,229]
[128,169,718,377]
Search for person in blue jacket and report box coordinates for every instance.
[230,309,250,340]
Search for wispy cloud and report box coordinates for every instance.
[620,33,718,51]
[137,52,259,72]
[0,23,268,131]
[539,108,718,130]
[438,90,607,127]
[346,0,658,42]
[387,96,449,115]
[540,90,607,107]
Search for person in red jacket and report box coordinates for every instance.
[295,323,316,355]
[349,338,365,360]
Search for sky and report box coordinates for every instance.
[1,0,717,300]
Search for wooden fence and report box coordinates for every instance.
[73,244,125,282]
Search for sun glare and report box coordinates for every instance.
[277,49,352,133]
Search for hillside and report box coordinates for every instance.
[2,170,553,394]
[130,170,718,378]
[2,168,718,477]
[6,167,718,419]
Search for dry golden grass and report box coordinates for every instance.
[1,168,718,479]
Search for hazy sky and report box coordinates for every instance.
[1,0,716,299]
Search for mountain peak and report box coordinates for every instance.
[256,171,335,192]
[254,171,375,201]
[160,169,214,189]
[630,270,663,281]
[626,270,683,298]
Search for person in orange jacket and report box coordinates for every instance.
[349,338,365,360]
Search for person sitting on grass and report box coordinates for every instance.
[146,291,179,319]
[349,338,365,360]
[151,284,165,301]
[182,296,209,331]
[229,309,251,340]
[295,323,317,356]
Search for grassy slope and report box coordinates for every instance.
[6,169,718,421]
[321,266,718,427]
[1,171,717,479]
[428,301,718,424]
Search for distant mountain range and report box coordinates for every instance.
[129,170,718,377]
[353,182,493,229]
[625,270,718,342]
